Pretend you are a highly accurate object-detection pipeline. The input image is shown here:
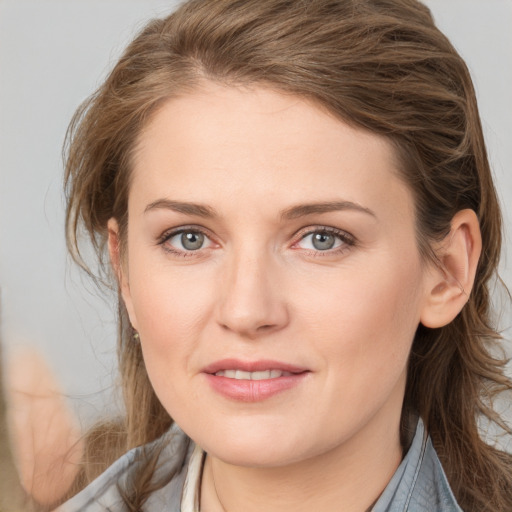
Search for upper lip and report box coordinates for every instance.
[202,358,309,375]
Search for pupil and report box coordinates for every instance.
[312,232,335,250]
[181,231,204,250]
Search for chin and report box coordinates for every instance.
[194,423,316,468]
[210,444,299,468]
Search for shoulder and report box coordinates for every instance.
[57,423,192,512]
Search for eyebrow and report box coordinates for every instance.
[144,198,376,220]
[144,199,217,218]
[280,201,376,220]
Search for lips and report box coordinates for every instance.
[214,369,293,380]
[202,359,309,402]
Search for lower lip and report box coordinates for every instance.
[204,373,308,402]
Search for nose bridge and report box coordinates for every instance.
[217,242,288,337]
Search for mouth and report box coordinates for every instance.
[213,369,294,380]
[202,359,309,402]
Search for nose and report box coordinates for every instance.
[216,250,289,339]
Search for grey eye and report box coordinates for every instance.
[311,232,336,250]
[180,231,205,250]
[166,229,211,252]
[297,230,345,251]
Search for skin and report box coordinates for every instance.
[110,82,481,512]
[5,349,83,506]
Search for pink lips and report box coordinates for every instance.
[202,359,309,402]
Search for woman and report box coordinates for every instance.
[60,0,512,510]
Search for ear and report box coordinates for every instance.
[420,209,482,328]
[107,218,138,330]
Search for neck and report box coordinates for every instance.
[200,410,404,512]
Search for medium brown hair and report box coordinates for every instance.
[65,0,512,510]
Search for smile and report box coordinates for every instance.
[213,369,293,380]
[203,359,309,402]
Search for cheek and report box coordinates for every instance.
[129,265,214,349]
[124,251,224,411]
[286,255,424,442]
[297,254,424,377]
[127,262,216,417]
[127,230,207,315]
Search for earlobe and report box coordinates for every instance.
[420,209,482,328]
[107,218,138,330]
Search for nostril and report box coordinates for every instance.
[219,321,279,337]
[256,324,275,332]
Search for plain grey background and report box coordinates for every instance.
[1,0,511,426]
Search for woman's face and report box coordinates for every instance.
[116,83,435,467]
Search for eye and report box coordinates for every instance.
[164,229,212,252]
[295,228,353,252]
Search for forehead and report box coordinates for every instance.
[130,83,414,223]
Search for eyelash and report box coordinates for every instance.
[157,225,356,258]
[157,226,214,257]
[292,226,356,256]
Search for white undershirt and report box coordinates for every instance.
[181,444,205,512]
